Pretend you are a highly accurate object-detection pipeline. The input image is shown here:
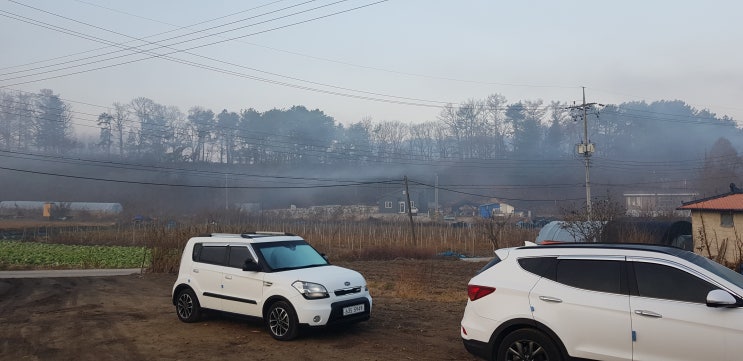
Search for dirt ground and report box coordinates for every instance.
[0,259,487,361]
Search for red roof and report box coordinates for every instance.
[678,193,743,211]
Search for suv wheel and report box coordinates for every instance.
[497,329,562,361]
[267,300,299,341]
[175,288,201,323]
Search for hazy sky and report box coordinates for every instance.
[1,0,742,137]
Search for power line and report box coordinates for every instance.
[2,1,458,109]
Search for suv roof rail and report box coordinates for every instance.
[525,242,691,257]
[240,231,297,238]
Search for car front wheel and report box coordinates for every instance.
[267,300,299,341]
[175,288,201,323]
[497,328,562,361]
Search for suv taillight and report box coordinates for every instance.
[467,285,495,301]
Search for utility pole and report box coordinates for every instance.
[403,176,417,244]
[434,174,439,217]
[568,87,600,220]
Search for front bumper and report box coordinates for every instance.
[327,297,371,325]
[295,296,371,327]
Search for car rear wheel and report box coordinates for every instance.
[175,288,201,323]
[267,300,299,341]
[497,328,562,361]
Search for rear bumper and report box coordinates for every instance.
[462,338,490,360]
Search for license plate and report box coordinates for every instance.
[342,304,365,316]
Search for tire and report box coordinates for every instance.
[266,300,299,341]
[496,328,562,361]
[175,288,202,323]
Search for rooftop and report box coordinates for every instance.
[678,193,743,211]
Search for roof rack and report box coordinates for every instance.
[207,233,243,238]
[240,231,297,238]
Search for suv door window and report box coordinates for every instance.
[632,262,716,303]
[199,245,227,265]
[518,257,557,279]
[228,246,252,268]
[556,259,624,294]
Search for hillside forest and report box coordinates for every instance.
[0,89,741,217]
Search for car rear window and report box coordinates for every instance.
[518,257,557,279]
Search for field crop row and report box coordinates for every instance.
[0,240,148,270]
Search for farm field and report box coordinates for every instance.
[0,259,486,361]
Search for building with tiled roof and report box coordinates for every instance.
[677,183,743,266]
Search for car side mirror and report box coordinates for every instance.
[242,259,260,272]
[706,289,737,308]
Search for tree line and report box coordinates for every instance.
[0,88,741,212]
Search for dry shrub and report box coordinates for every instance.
[5,211,543,272]
[353,245,438,261]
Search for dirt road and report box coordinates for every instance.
[0,259,485,361]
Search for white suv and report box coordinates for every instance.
[461,243,743,361]
[172,232,372,340]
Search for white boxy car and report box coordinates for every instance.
[461,243,743,361]
[172,232,372,340]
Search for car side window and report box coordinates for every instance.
[518,257,557,279]
[192,243,202,261]
[228,246,252,268]
[632,262,717,303]
[556,259,623,294]
[198,245,227,265]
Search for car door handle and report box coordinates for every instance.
[539,296,563,303]
[192,269,199,273]
[634,310,662,318]
[224,275,232,280]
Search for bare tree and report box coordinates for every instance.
[371,120,409,163]
[477,214,512,250]
[34,89,74,154]
[409,121,437,160]
[216,109,239,164]
[484,93,508,157]
[111,102,129,158]
[97,112,113,156]
[187,106,215,162]
[560,194,625,242]
[0,91,13,149]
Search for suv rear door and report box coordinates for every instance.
[527,256,632,361]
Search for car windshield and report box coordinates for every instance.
[254,240,328,271]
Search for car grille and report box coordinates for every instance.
[334,286,361,296]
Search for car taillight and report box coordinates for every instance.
[467,285,495,301]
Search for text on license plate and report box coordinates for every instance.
[342,304,365,316]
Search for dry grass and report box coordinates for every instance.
[343,259,484,303]
[3,213,682,275]
[0,213,529,273]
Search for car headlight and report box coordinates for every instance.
[292,281,329,299]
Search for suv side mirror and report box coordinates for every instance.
[706,289,737,307]
[242,259,260,272]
